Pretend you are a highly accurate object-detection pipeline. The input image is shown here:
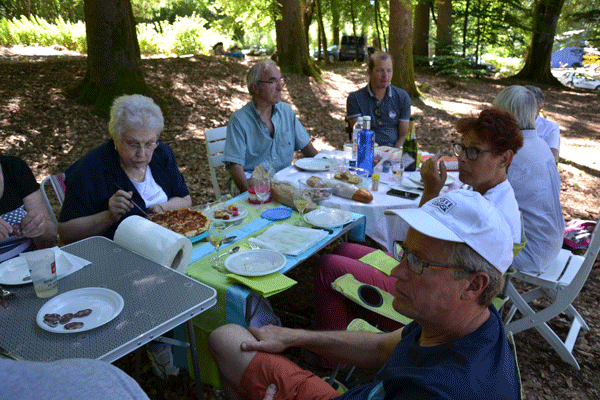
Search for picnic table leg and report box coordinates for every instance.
[186,320,204,399]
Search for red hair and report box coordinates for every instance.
[456,108,523,153]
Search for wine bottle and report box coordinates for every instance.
[402,117,417,171]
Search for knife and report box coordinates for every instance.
[112,182,150,218]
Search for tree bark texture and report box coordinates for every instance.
[435,0,452,56]
[77,0,149,117]
[275,0,320,78]
[513,0,566,84]
[302,0,316,51]
[413,0,431,64]
[331,0,340,46]
[389,0,418,97]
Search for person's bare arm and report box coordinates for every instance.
[395,120,410,148]
[21,189,56,248]
[300,142,319,157]
[242,324,405,370]
[58,190,133,244]
[551,148,559,164]
[230,163,251,193]
[148,195,192,214]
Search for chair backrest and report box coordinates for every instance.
[40,173,66,225]
[205,127,228,201]
[512,213,527,258]
[558,215,600,296]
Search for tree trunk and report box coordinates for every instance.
[349,0,359,61]
[331,0,340,46]
[302,0,316,51]
[389,0,418,97]
[435,0,452,56]
[374,0,382,51]
[513,0,566,84]
[75,0,149,118]
[316,0,329,62]
[461,0,470,56]
[275,0,321,79]
[413,0,431,65]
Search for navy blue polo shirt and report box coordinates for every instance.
[347,84,411,147]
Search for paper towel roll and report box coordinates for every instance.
[113,215,192,273]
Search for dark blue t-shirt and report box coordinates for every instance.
[59,140,189,240]
[339,306,519,400]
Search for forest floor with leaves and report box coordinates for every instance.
[1,46,599,399]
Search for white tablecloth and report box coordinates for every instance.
[276,151,461,251]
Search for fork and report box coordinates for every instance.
[0,345,24,361]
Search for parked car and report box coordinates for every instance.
[313,45,339,62]
[558,71,600,90]
[339,35,366,61]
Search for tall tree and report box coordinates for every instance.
[435,0,452,56]
[316,0,330,62]
[389,0,418,97]
[513,0,566,83]
[275,0,320,78]
[76,0,149,117]
[413,0,431,65]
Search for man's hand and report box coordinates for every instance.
[0,218,13,239]
[263,384,277,400]
[108,190,134,222]
[241,325,293,354]
[19,209,47,238]
[419,152,447,206]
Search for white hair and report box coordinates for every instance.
[493,85,537,130]
[247,59,278,95]
[108,95,164,141]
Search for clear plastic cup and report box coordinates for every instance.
[22,249,58,298]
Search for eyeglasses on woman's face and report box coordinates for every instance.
[453,142,499,161]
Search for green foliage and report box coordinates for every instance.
[0,15,86,51]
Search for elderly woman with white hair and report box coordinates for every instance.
[58,95,191,244]
[493,85,564,274]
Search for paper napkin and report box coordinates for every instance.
[226,272,297,297]
[358,250,399,276]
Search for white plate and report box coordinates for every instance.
[224,249,287,276]
[0,257,31,285]
[304,208,353,228]
[206,205,248,223]
[408,173,455,187]
[36,288,124,333]
[294,158,333,172]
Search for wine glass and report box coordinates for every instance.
[293,188,311,226]
[208,221,226,268]
[254,177,270,212]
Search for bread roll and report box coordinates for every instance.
[351,188,373,203]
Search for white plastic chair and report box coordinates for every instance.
[504,216,600,369]
[205,126,228,201]
[40,173,66,224]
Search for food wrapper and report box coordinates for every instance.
[271,180,317,212]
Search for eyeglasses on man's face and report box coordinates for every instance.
[259,78,285,87]
[452,142,499,161]
[374,107,383,126]
[392,241,474,275]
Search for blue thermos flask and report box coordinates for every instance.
[357,116,375,175]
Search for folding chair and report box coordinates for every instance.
[504,216,600,369]
[205,126,228,201]
[40,173,66,224]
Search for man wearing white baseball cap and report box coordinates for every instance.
[208,190,519,400]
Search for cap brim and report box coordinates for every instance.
[385,208,464,244]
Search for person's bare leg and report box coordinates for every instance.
[209,324,258,400]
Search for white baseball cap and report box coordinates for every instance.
[386,190,513,274]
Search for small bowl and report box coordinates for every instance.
[248,186,272,204]
[298,181,333,202]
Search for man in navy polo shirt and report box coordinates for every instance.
[347,52,411,148]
